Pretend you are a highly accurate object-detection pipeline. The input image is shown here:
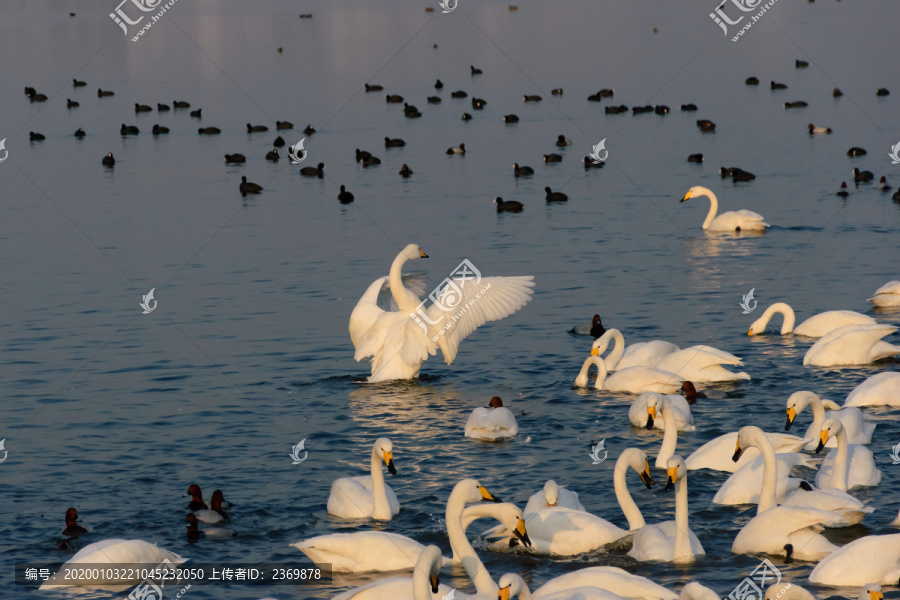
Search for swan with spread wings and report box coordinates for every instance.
[350,244,535,382]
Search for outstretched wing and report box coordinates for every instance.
[426,276,534,365]
[377,273,429,312]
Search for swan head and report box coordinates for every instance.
[400,243,428,260]
[665,455,686,491]
[543,480,560,506]
[591,329,616,353]
[644,393,663,429]
[373,438,397,475]
[816,418,844,453]
[416,545,443,593]
[860,584,883,600]
[498,573,528,600]
[785,391,816,431]
[733,425,765,462]
[455,478,502,504]
[681,186,712,202]
[620,448,655,488]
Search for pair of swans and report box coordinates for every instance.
[465,397,519,441]
[804,324,900,366]
[41,539,187,590]
[868,280,900,307]
[349,244,535,382]
[785,390,875,448]
[845,371,900,406]
[748,302,875,337]
[327,438,399,520]
[591,329,750,383]
[576,353,684,394]
[681,186,768,232]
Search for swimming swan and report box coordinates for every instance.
[465,396,519,440]
[681,186,769,232]
[814,418,882,490]
[654,346,750,383]
[591,329,680,370]
[531,566,678,600]
[810,533,900,585]
[330,545,452,600]
[785,390,875,448]
[350,244,535,382]
[845,372,900,407]
[576,354,684,394]
[712,449,813,505]
[748,302,875,337]
[327,437,399,520]
[523,480,586,514]
[686,431,808,473]
[804,324,900,366]
[630,393,694,432]
[498,573,631,600]
[868,280,900,307]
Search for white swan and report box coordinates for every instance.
[499,573,630,600]
[327,438,399,520]
[465,396,518,440]
[523,480,586,514]
[628,456,705,563]
[350,244,535,382]
[748,302,875,337]
[629,393,694,432]
[804,324,900,366]
[730,426,840,561]
[712,450,813,505]
[681,186,769,232]
[869,280,900,307]
[652,395,685,468]
[763,583,816,600]
[785,390,875,448]
[686,431,808,473]
[576,354,684,394]
[845,372,900,407]
[654,345,750,383]
[40,539,187,590]
[814,418,882,489]
[611,448,655,531]
[531,567,678,600]
[590,329,679,370]
[810,533,900,585]
[330,545,452,600]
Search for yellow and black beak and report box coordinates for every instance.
[665,465,677,491]
[419,249,429,258]
[498,584,511,600]
[816,430,829,453]
[645,405,657,430]
[384,451,397,475]
[732,439,744,463]
[785,406,796,431]
[869,590,884,600]
[680,191,691,202]
[479,485,501,503]
[429,574,439,593]
[514,516,532,547]
[640,459,655,488]
[590,347,600,357]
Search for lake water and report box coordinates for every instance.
[2,1,900,599]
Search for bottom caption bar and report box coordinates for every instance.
[16,562,332,586]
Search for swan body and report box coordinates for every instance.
[686,431,809,472]
[591,329,679,370]
[763,583,816,600]
[628,456,705,563]
[730,426,840,561]
[681,186,769,231]
[291,532,448,573]
[40,539,187,589]
[845,372,900,406]
[712,452,813,505]
[532,567,678,600]
[330,545,452,600]
[499,573,630,600]
[809,534,900,585]
[327,438,399,520]
[785,391,875,448]
[869,280,900,307]
[654,346,750,383]
[804,324,900,366]
[576,355,683,394]
[350,244,535,382]
[782,485,873,527]
[523,480,586,514]
[748,302,875,337]
[814,420,882,489]
[630,393,694,431]
[465,405,518,440]
[679,583,720,600]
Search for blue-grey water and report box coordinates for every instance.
[2,1,900,599]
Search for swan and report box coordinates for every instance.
[349,244,535,382]
[803,324,900,366]
[576,354,684,394]
[523,480,586,514]
[681,186,769,231]
[654,345,750,383]
[499,573,630,600]
[652,395,687,468]
[686,431,808,473]
[39,539,187,590]
[712,450,814,505]
[781,483,874,527]
[730,426,840,561]
[763,583,816,600]
[810,533,900,585]
[785,391,875,448]
[327,438,399,520]
[845,372,900,406]
[465,396,518,440]
[814,418,882,489]
[869,280,900,307]
[531,567,678,600]
[330,545,451,600]
[590,329,679,370]
[748,302,876,337]
[628,456,705,563]
[630,393,694,432]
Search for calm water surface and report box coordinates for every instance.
[2,1,900,599]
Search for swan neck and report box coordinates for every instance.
[592,356,608,389]
[614,456,645,530]
[752,430,778,513]
[673,475,692,561]
[701,189,718,230]
[832,427,849,492]
[657,399,678,467]
[446,494,496,595]
[516,577,533,600]
[388,250,411,311]
[808,395,825,434]
[607,330,625,370]
[412,552,439,600]
[370,448,390,519]
[773,303,796,334]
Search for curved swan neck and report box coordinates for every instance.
[606,329,625,370]
[673,471,692,562]
[767,303,796,334]
[446,492,496,595]
[831,425,849,492]
[699,188,718,230]
[412,549,441,600]
[747,428,778,513]
[614,452,645,530]
[513,575,533,600]
[656,399,679,467]
[576,356,607,389]
[370,446,390,519]
[388,250,413,311]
